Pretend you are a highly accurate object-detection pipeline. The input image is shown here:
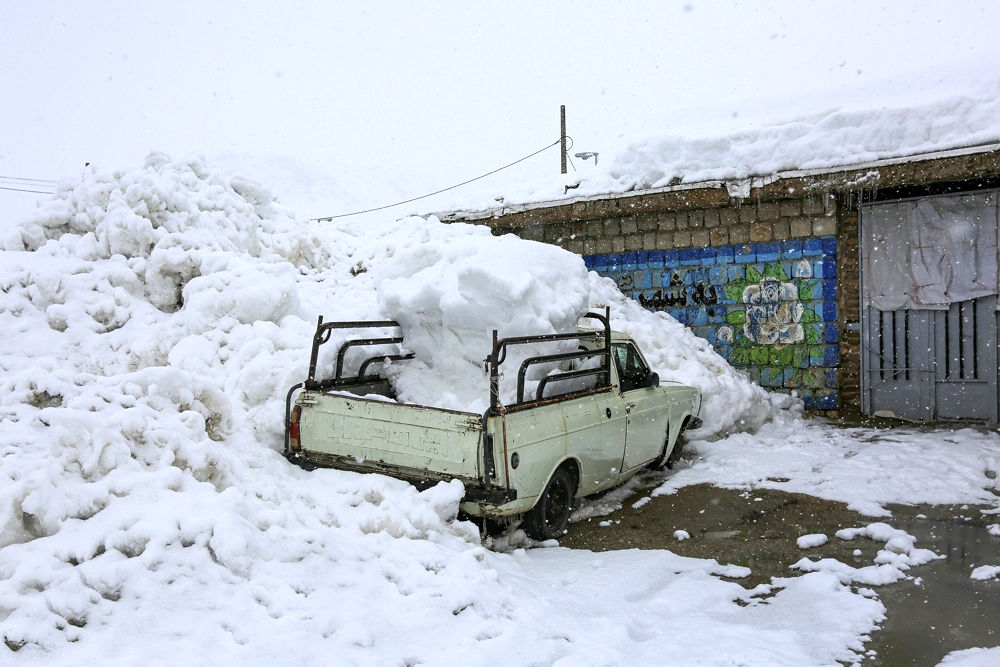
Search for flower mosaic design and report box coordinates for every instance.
[742,276,805,344]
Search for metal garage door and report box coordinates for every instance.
[860,191,999,421]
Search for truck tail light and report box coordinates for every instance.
[289,405,302,451]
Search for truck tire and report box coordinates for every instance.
[666,417,694,469]
[665,433,685,468]
[523,466,575,540]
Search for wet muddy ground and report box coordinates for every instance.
[561,480,1000,665]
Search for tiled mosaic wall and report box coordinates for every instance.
[584,236,839,409]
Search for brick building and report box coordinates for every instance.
[440,144,1000,420]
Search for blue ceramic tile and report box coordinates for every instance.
[693,326,714,344]
[716,246,735,264]
[669,308,686,324]
[811,281,825,301]
[823,302,837,321]
[822,237,837,258]
[664,250,681,265]
[823,346,840,367]
[648,250,665,267]
[801,391,816,410]
[707,302,725,322]
[709,266,727,285]
[635,271,652,289]
[813,389,839,410]
[823,259,836,278]
[824,369,838,388]
[680,248,701,266]
[688,307,708,326]
[782,239,803,259]
[824,323,838,344]
[727,265,745,282]
[757,242,782,262]
[823,279,837,300]
[803,238,824,256]
[735,245,755,264]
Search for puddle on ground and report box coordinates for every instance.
[867,511,1000,666]
[560,483,1000,666]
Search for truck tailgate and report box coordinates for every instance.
[298,393,483,479]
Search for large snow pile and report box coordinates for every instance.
[369,222,791,433]
[375,230,590,411]
[0,154,883,663]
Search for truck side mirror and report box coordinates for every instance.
[643,371,659,388]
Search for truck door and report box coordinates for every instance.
[613,342,670,472]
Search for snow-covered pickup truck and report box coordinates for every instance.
[283,309,701,539]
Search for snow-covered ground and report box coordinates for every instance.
[658,421,1000,518]
[1,155,997,665]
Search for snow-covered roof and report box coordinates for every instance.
[437,79,1000,220]
[440,141,1000,222]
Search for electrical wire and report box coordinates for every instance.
[0,175,58,185]
[0,184,54,195]
[312,139,561,221]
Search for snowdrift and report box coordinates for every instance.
[0,154,877,666]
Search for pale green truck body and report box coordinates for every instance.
[285,313,701,535]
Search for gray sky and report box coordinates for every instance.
[3,1,999,221]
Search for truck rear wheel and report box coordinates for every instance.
[523,466,575,540]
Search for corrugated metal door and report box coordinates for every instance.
[862,298,997,421]
[933,297,997,420]
[861,194,999,422]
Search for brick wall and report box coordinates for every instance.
[503,194,838,256]
[837,204,861,412]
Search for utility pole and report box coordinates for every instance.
[560,105,567,174]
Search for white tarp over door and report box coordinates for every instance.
[862,191,999,310]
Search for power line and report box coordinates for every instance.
[0,184,54,195]
[312,139,561,221]
[0,175,58,185]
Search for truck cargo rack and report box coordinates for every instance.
[487,306,612,412]
[304,317,415,391]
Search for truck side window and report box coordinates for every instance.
[612,343,650,392]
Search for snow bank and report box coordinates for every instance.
[365,224,791,433]
[1,154,880,663]
[656,420,1000,515]
[375,228,589,412]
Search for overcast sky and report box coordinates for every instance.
[3,1,999,222]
